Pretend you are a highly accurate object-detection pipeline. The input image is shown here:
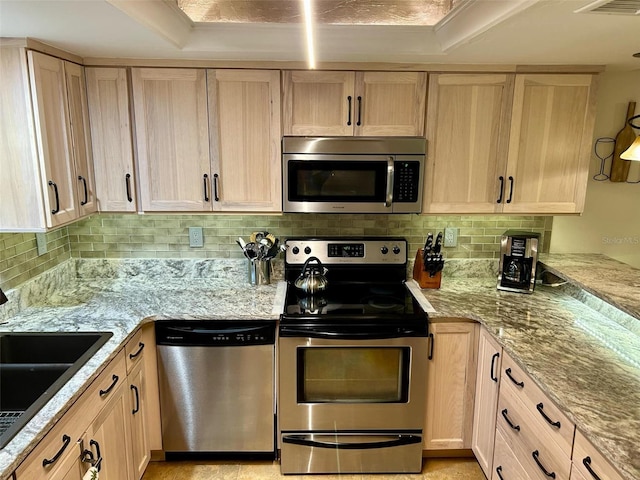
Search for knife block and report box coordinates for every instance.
[412,249,442,289]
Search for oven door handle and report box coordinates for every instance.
[279,326,426,339]
[282,434,422,450]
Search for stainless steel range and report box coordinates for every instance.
[278,238,429,475]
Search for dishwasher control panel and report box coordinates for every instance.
[155,320,276,347]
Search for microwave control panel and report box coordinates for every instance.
[393,161,420,202]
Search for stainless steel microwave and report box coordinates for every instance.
[282,136,426,214]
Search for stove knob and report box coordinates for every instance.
[292,246,299,254]
[380,246,389,255]
[393,245,401,254]
[304,246,311,254]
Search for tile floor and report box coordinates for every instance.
[141,458,486,480]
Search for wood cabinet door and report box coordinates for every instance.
[64,62,98,217]
[282,70,355,136]
[86,67,137,212]
[128,362,150,480]
[424,74,514,214]
[472,327,503,478]
[28,51,78,227]
[424,321,479,450]
[86,381,133,480]
[0,46,46,231]
[355,71,427,136]
[208,69,282,212]
[132,68,211,211]
[504,74,597,214]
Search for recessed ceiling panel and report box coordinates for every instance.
[177,0,460,25]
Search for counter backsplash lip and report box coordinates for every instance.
[1,255,638,480]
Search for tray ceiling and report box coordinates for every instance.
[176,0,462,25]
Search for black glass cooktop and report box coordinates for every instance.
[284,282,422,318]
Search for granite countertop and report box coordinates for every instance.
[0,255,638,480]
[413,256,640,480]
[538,253,640,320]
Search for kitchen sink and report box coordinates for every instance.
[0,333,109,364]
[0,332,113,448]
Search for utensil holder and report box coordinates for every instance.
[248,259,271,285]
[412,249,442,289]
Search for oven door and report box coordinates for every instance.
[278,329,428,432]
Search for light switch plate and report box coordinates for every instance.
[444,228,457,247]
[36,233,47,255]
[188,227,204,248]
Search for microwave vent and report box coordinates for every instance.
[574,0,640,15]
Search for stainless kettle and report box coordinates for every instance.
[294,256,329,294]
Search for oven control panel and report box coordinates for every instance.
[285,238,407,265]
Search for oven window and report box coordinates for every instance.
[297,347,410,403]
[288,160,387,202]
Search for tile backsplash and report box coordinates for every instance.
[0,213,551,290]
[0,229,70,290]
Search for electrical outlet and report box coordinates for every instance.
[36,233,48,255]
[188,227,204,248]
[444,227,458,247]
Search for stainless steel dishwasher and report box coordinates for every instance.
[156,320,275,455]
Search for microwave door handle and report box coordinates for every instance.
[385,157,394,207]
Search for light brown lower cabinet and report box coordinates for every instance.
[85,378,133,480]
[492,428,529,480]
[571,430,625,480]
[423,321,479,450]
[51,439,85,480]
[471,327,503,476]
[13,328,158,480]
[128,361,150,479]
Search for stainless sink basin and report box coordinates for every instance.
[0,332,113,448]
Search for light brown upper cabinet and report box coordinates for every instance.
[503,74,597,214]
[208,69,282,212]
[0,46,96,231]
[424,74,514,214]
[132,68,282,213]
[86,67,137,212]
[64,62,98,218]
[423,73,597,215]
[132,68,211,212]
[283,71,426,137]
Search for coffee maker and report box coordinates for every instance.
[498,231,540,294]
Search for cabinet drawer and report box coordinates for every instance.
[15,351,125,480]
[492,428,531,480]
[498,380,571,480]
[501,352,575,456]
[15,433,83,480]
[572,430,625,480]
[82,349,127,417]
[124,328,146,373]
